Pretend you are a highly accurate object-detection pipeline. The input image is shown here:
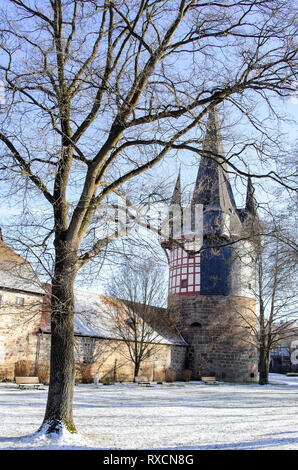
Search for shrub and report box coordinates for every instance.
[117,373,130,383]
[15,360,34,377]
[183,369,192,382]
[154,369,166,383]
[102,375,114,385]
[165,368,176,382]
[0,364,15,381]
[36,361,50,384]
[81,364,95,384]
[74,364,83,383]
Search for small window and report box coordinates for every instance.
[124,317,135,328]
[190,322,201,327]
[16,297,24,306]
[250,373,255,378]
[0,295,2,307]
[181,280,187,288]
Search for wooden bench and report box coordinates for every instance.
[15,377,44,390]
[135,376,151,387]
[201,376,217,384]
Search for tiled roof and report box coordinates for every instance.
[41,288,187,347]
[0,240,44,295]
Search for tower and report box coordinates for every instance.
[161,108,260,382]
[162,167,202,297]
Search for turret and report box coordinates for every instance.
[241,175,264,255]
[192,108,242,240]
[171,169,181,207]
[161,169,202,295]
[160,171,182,250]
[245,176,258,216]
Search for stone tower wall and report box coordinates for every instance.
[176,294,258,382]
[0,288,43,366]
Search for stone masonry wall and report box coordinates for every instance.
[35,333,187,383]
[0,288,187,382]
[176,294,258,382]
[0,288,43,377]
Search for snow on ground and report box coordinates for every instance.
[0,373,297,450]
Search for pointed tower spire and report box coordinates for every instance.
[192,107,237,210]
[171,168,181,206]
[202,106,225,160]
[243,175,263,249]
[160,168,182,250]
[245,176,258,215]
[191,107,242,237]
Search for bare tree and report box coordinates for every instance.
[103,259,178,380]
[0,0,297,436]
[233,222,298,385]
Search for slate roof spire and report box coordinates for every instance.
[191,107,242,237]
[245,175,258,216]
[241,175,263,245]
[192,107,237,212]
[170,168,181,206]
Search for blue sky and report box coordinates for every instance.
[0,0,297,294]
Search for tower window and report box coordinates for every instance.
[190,322,201,327]
[16,297,24,306]
[181,280,187,288]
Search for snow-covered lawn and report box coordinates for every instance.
[0,373,297,450]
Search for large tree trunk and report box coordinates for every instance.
[39,239,78,434]
[259,347,270,385]
[134,361,140,380]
